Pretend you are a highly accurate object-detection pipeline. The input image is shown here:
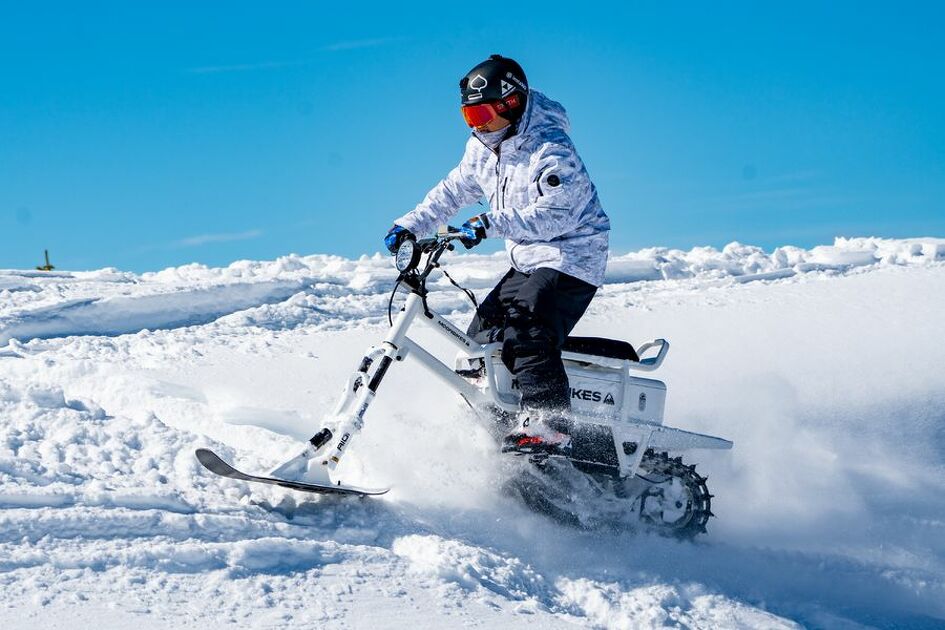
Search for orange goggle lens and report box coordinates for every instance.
[461,102,500,127]
[461,95,519,128]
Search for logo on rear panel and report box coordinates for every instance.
[571,388,617,405]
[638,393,647,411]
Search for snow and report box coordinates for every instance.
[1,236,944,628]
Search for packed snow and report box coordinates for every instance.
[1,236,944,629]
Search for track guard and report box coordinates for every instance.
[611,425,653,477]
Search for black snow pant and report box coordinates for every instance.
[466,267,597,413]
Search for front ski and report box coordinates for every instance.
[194,448,389,497]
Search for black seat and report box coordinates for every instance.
[562,336,639,362]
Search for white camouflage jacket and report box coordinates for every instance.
[394,90,610,287]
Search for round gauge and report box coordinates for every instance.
[395,238,420,273]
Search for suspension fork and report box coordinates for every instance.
[316,291,423,471]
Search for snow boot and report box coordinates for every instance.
[501,413,573,457]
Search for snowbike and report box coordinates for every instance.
[197,229,732,538]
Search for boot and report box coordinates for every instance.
[501,412,572,457]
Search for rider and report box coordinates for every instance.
[384,54,610,456]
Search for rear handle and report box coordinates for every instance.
[632,339,669,371]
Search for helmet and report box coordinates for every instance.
[459,54,528,125]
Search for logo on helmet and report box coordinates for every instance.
[505,71,527,91]
[467,74,488,101]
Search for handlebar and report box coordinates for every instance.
[391,227,464,285]
[387,226,476,324]
[416,227,463,252]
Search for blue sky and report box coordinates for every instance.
[2,1,943,272]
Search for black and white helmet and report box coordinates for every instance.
[459,54,529,121]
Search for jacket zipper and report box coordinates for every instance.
[494,151,503,210]
[472,132,505,212]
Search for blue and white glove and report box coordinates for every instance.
[384,224,414,253]
[458,214,490,249]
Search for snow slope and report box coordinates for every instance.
[1,236,944,629]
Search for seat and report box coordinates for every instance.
[562,336,639,362]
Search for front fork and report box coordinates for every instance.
[308,292,423,474]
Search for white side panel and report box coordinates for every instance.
[624,376,666,425]
[563,363,624,419]
[492,358,627,420]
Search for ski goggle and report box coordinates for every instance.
[460,94,521,127]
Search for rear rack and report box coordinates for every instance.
[561,338,669,372]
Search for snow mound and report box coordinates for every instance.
[2,236,943,347]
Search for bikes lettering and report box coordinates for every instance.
[510,379,615,405]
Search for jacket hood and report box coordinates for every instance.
[517,90,570,138]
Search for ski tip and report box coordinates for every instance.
[194,447,233,474]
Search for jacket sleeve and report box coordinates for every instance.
[484,142,592,242]
[393,143,484,237]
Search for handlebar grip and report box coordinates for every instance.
[417,229,462,252]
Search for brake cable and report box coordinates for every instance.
[439,267,479,311]
[387,274,404,326]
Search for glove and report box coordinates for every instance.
[384,224,414,253]
[458,214,490,249]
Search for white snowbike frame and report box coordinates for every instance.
[276,234,732,487]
